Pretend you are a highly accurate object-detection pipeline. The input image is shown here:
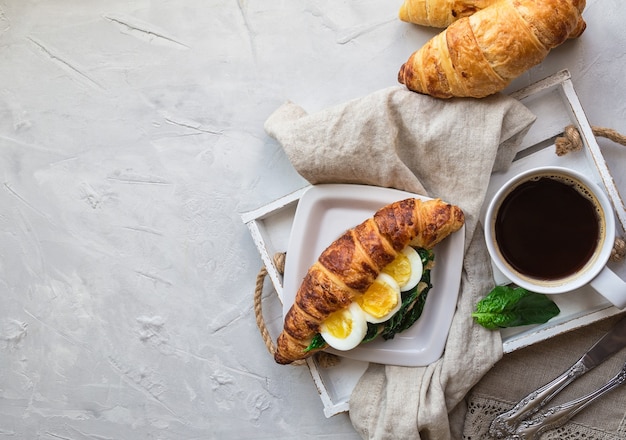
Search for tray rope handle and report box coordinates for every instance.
[254,252,339,367]
[556,124,626,263]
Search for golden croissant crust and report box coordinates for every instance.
[398,0,586,99]
[274,198,465,365]
[399,0,493,28]
[398,0,586,38]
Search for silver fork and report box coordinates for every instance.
[510,361,626,439]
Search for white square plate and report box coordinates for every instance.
[282,184,465,366]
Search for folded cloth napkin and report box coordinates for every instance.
[265,85,536,439]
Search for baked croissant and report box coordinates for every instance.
[275,198,465,365]
[398,0,586,38]
[398,0,586,99]
[399,0,492,27]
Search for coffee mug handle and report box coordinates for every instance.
[590,267,626,309]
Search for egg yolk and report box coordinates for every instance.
[356,277,399,320]
[322,308,353,339]
[382,252,412,287]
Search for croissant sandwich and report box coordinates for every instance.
[275,198,465,365]
[398,0,586,99]
[397,0,586,38]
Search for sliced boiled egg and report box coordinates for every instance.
[319,302,368,351]
[382,246,423,292]
[356,272,402,324]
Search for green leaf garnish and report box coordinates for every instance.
[304,333,327,352]
[472,285,560,330]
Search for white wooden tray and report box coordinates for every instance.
[241,70,626,417]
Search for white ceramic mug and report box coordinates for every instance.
[485,166,626,309]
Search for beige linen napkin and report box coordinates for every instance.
[265,85,536,439]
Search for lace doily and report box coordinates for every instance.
[462,394,626,439]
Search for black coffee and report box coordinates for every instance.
[495,176,601,280]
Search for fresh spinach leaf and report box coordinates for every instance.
[472,285,560,330]
[304,333,327,352]
[362,322,383,343]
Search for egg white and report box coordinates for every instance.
[398,246,423,292]
[319,302,368,351]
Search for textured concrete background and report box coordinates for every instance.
[0,1,624,438]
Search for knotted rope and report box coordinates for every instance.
[254,252,339,367]
[555,125,626,156]
[555,125,626,262]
